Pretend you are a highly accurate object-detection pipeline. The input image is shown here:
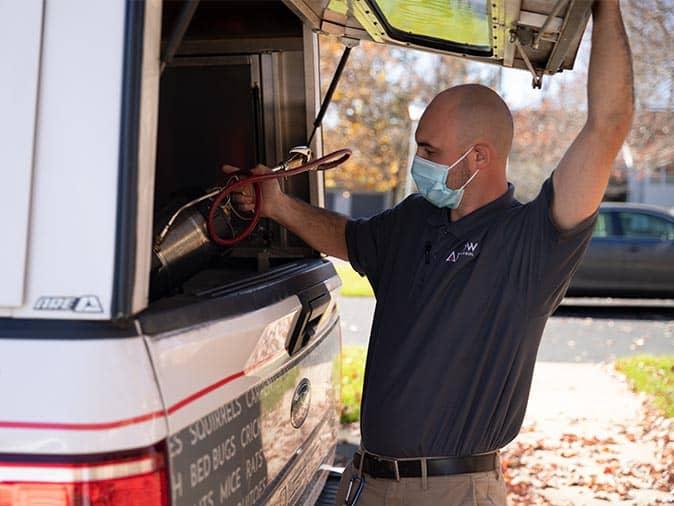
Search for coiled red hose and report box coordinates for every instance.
[207,148,352,247]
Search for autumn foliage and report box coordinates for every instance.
[318,0,674,202]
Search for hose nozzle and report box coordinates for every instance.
[273,146,313,172]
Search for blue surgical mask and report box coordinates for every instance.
[411,147,478,208]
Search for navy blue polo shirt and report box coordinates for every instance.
[345,176,597,458]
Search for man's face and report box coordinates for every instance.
[415,108,473,191]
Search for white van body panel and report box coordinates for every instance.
[0,336,166,454]
[142,275,342,506]
[0,0,44,308]
[145,297,303,433]
[2,0,128,320]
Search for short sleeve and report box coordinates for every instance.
[345,207,397,293]
[520,174,598,315]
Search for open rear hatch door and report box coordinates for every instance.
[283,0,593,87]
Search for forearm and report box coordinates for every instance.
[587,1,634,138]
[269,194,349,260]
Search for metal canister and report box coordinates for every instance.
[150,190,232,299]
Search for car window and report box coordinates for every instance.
[618,212,674,240]
[592,212,615,238]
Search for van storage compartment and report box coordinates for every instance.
[150,1,321,302]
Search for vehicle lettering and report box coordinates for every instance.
[190,454,212,487]
[73,295,103,313]
[170,434,184,458]
[239,419,260,448]
[195,490,214,506]
[244,389,259,408]
[219,467,242,501]
[172,471,184,500]
[212,436,237,468]
[169,361,318,505]
[244,450,265,481]
[189,400,242,445]
[235,476,266,506]
[34,297,76,310]
[33,295,103,313]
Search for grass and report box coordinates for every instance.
[341,345,367,423]
[334,262,374,298]
[615,355,674,418]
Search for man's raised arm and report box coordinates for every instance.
[551,0,634,230]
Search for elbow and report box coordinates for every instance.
[587,76,635,130]
[586,108,634,146]
[611,103,635,132]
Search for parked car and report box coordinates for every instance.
[567,203,674,297]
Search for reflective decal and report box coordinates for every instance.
[34,295,103,313]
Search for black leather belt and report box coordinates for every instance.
[353,451,498,479]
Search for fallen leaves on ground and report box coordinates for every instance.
[501,400,673,505]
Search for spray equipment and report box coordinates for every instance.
[151,38,354,299]
[206,147,350,246]
[150,146,351,298]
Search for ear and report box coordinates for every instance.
[472,143,491,170]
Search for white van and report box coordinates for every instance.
[0,1,590,504]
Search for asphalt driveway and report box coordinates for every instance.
[337,295,674,362]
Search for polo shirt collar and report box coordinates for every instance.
[425,183,516,235]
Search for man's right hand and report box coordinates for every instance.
[221,162,349,260]
[222,164,286,220]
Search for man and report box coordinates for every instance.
[226,1,633,503]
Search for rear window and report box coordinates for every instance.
[369,0,493,56]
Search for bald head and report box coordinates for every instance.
[414,84,514,217]
[418,84,514,166]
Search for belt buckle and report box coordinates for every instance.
[371,452,400,481]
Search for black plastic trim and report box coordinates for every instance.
[139,259,339,336]
[366,0,493,58]
[0,318,138,340]
[0,441,165,464]
[286,283,331,356]
[112,0,146,319]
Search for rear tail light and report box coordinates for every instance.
[0,446,168,506]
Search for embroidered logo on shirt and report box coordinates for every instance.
[446,242,479,263]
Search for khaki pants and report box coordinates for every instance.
[334,456,507,506]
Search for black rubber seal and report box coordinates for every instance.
[138,259,338,336]
[112,0,146,319]
[0,318,138,340]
